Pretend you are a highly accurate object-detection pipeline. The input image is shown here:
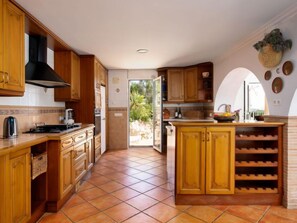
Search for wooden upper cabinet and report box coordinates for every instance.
[101,66,107,86]
[95,59,101,89]
[206,127,235,194]
[184,67,198,102]
[167,69,184,102]
[54,51,80,101]
[0,0,25,96]
[177,127,206,194]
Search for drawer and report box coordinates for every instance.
[94,135,101,148]
[73,143,86,163]
[95,148,101,162]
[73,158,87,183]
[87,129,94,139]
[73,132,87,143]
[61,138,74,149]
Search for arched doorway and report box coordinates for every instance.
[215,67,268,120]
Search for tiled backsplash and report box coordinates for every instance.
[0,106,64,136]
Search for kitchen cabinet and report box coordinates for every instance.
[167,69,184,102]
[60,146,73,198]
[184,67,198,102]
[177,126,235,195]
[158,62,213,103]
[94,133,101,162]
[0,0,25,96]
[9,148,31,223]
[86,129,94,170]
[54,51,80,101]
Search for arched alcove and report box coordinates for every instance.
[215,67,267,119]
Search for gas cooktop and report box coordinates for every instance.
[24,124,81,134]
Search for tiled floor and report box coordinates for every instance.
[38,148,297,223]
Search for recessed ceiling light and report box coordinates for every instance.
[136,49,149,53]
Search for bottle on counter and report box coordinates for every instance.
[178,107,182,119]
[174,108,178,118]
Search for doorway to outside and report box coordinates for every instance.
[129,80,153,147]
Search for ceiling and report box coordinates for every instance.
[15,0,297,69]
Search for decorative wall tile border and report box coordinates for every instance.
[0,106,64,116]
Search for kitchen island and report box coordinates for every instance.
[167,120,284,205]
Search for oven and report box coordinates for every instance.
[94,110,101,135]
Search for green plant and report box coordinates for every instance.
[253,28,292,52]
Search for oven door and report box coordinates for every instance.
[94,113,101,135]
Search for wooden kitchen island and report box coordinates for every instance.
[167,121,284,205]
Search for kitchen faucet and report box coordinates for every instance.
[217,104,231,113]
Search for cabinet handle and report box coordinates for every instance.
[0,71,4,83]
[5,72,9,83]
[207,132,210,141]
[202,132,205,142]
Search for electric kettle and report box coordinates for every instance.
[3,116,18,138]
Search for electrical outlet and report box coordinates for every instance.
[273,99,281,106]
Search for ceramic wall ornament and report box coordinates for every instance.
[253,28,292,68]
[282,61,293,75]
[264,70,272,80]
[272,77,283,94]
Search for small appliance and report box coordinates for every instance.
[3,116,18,138]
[64,109,74,125]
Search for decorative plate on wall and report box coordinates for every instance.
[264,70,272,80]
[272,77,283,94]
[282,61,293,75]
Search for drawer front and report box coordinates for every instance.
[73,159,87,183]
[95,147,101,161]
[61,138,74,149]
[73,143,86,163]
[87,129,94,139]
[74,132,87,143]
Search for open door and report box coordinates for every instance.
[153,76,163,153]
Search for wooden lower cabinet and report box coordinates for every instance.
[9,148,31,223]
[94,133,101,162]
[60,146,73,198]
[177,126,235,195]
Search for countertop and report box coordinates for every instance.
[0,124,94,156]
[168,120,284,127]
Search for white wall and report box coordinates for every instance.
[214,6,297,116]
[108,69,157,107]
[0,34,65,107]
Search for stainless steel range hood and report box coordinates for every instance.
[25,35,70,88]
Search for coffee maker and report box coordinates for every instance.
[64,109,74,125]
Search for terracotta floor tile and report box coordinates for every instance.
[162,196,191,211]
[144,187,173,201]
[93,166,116,175]
[133,164,154,171]
[126,194,159,211]
[77,187,107,201]
[87,175,111,186]
[211,205,230,212]
[134,158,154,164]
[259,212,297,223]
[226,205,266,222]
[145,167,165,175]
[167,213,205,223]
[111,187,140,201]
[76,212,116,223]
[62,202,99,222]
[123,212,160,223]
[249,205,270,211]
[77,181,95,192]
[214,213,251,223]
[115,175,141,186]
[89,194,122,211]
[145,176,167,186]
[62,194,86,210]
[104,202,140,222]
[186,206,223,223]
[144,202,181,222]
[105,172,128,180]
[267,206,297,221]
[126,162,142,168]
[38,212,72,223]
[99,180,125,193]
[121,168,142,176]
[132,172,155,180]
[159,182,173,191]
[129,181,156,193]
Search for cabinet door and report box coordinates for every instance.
[177,127,205,194]
[184,67,198,102]
[206,127,235,194]
[54,51,80,101]
[2,0,24,94]
[9,148,31,223]
[95,59,101,89]
[167,69,184,102]
[0,0,4,87]
[86,138,93,170]
[60,147,73,198]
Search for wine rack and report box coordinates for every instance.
[235,126,282,194]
